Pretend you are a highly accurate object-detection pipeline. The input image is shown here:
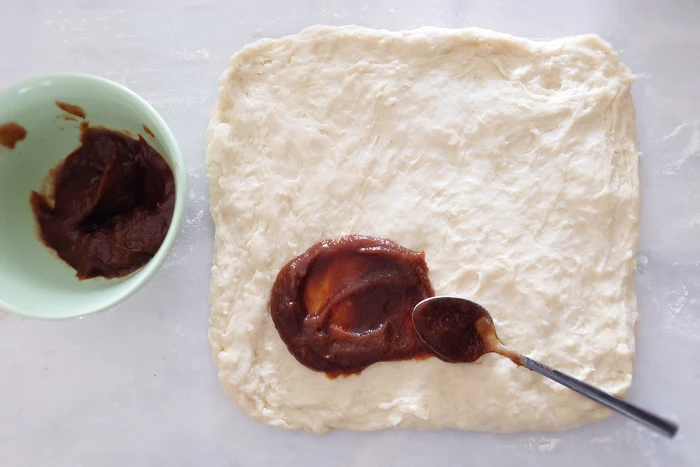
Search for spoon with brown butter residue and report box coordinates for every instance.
[412,296,678,438]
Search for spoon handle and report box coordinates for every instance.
[519,355,678,438]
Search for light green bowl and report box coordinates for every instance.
[0,74,186,320]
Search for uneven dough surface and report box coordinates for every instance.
[206,26,639,434]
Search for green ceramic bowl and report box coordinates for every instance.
[0,74,185,320]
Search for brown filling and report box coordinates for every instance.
[270,235,436,376]
[56,101,86,119]
[412,297,492,363]
[142,124,156,138]
[30,126,175,280]
[0,122,27,149]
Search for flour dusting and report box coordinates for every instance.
[661,121,700,175]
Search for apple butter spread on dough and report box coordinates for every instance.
[30,127,175,279]
[270,235,436,376]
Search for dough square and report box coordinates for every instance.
[206,26,639,434]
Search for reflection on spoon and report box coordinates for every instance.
[412,296,678,438]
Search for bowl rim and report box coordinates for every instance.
[0,72,187,320]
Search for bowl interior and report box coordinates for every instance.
[0,74,185,319]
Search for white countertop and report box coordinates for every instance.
[1,1,699,466]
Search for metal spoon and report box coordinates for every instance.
[412,296,678,438]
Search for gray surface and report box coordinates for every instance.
[1,0,698,466]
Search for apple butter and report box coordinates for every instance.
[30,126,175,279]
[270,235,435,376]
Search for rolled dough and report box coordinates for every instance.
[206,26,639,434]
